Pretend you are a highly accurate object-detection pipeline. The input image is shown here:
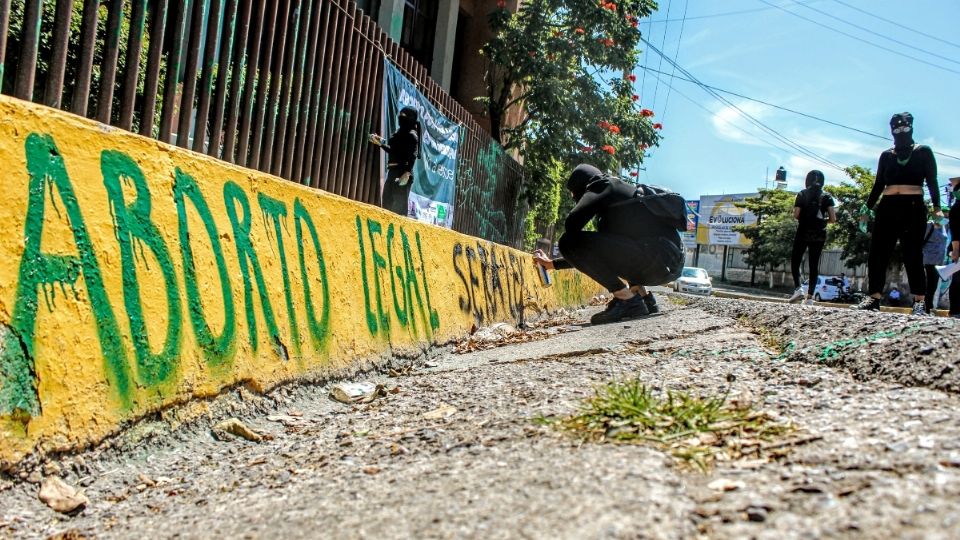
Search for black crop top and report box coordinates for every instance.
[866,144,938,209]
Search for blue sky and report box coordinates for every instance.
[634,0,960,201]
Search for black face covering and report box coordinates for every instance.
[805,170,825,190]
[890,112,915,157]
[566,164,604,201]
[398,106,418,131]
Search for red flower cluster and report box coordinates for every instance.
[599,1,617,11]
[626,73,636,82]
[601,145,616,155]
[497,0,507,9]
[598,37,615,47]
[631,94,639,101]
[626,14,639,28]
[641,108,654,117]
[629,171,639,177]
[575,27,586,34]
[597,120,621,134]
[639,143,649,150]
[581,145,594,152]
[653,123,662,130]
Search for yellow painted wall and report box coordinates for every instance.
[0,97,600,468]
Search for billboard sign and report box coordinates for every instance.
[696,193,758,247]
[682,200,699,248]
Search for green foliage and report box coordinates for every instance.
[481,0,660,240]
[827,165,874,268]
[6,0,156,130]
[733,189,797,271]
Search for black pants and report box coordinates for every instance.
[868,196,926,296]
[924,265,940,312]
[557,230,683,293]
[382,168,412,216]
[791,235,825,295]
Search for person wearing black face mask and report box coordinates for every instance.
[853,112,941,315]
[789,170,837,305]
[369,106,421,216]
[532,164,684,324]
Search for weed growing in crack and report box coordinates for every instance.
[555,379,795,470]
[737,316,789,354]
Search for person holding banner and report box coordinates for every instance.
[369,106,421,216]
[532,164,684,325]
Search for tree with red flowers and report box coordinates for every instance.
[479,0,659,243]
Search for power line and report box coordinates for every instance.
[636,65,960,163]
[757,0,960,77]
[789,0,960,67]
[644,1,820,24]
[639,36,847,172]
[647,69,804,159]
[829,0,960,51]
[650,0,673,111]
[659,0,689,124]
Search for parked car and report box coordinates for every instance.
[673,267,712,295]
[801,276,843,302]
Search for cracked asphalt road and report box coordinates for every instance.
[3,295,960,539]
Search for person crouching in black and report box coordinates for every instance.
[532,164,684,325]
[370,106,421,216]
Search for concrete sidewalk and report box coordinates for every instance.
[2,296,959,539]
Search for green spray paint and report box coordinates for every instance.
[366,218,390,336]
[258,193,301,356]
[293,199,330,351]
[355,216,379,335]
[173,169,236,367]
[102,150,182,386]
[386,224,408,327]
[414,231,441,330]
[223,182,284,358]
[1,134,133,415]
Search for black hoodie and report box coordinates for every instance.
[564,164,678,240]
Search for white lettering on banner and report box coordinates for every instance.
[421,130,458,159]
[398,88,461,138]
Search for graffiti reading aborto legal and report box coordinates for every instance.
[0,132,344,417]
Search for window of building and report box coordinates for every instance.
[400,0,438,72]
[356,0,381,16]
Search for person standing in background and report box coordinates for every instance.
[948,177,960,317]
[853,112,941,315]
[788,170,836,306]
[921,217,947,313]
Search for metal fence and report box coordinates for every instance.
[1,0,528,247]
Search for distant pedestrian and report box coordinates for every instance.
[948,177,960,317]
[789,170,836,306]
[369,106,421,216]
[853,112,941,315]
[921,217,947,313]
[532,164,684,324]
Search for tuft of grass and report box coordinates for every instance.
[738,316,789,354]
[668,295,691,306]
[558,379,793,470]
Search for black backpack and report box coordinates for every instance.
[631,184,689,232]
[799,189,827,232]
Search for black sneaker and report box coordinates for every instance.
[852,296,881,311]
[591,295,649,325]
[643,293,659,314]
